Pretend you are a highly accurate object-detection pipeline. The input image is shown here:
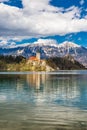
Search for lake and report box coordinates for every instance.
[0,70,87,130]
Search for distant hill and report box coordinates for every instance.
[0,55,26,70]
[46,56,85,70]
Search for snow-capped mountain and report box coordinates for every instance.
[58,41,81,48]
[0,41,87,67]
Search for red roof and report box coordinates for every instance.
[29,56,39,61]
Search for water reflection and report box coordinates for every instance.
[0,72,87,130]
[26,74,45,90]
[0,73,87,108]
[26,73,87,109]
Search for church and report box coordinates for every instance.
[29,51,40,61]
[27,51,55,71]
[27,51,46,66]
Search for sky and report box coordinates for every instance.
[0,0,87,47]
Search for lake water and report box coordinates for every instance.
[0,70,87,130]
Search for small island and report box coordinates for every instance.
[0,51,85,71]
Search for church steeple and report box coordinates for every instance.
[36,51,40,60]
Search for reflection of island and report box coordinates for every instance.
[14,73,87,106]
[44,75,80,99]
[26,73,80,99]
[0,73,87,106]
[26,74,47,90]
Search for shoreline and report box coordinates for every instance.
[0,70,87,75]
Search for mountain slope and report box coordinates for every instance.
[0,55,85,71]
[46,56,85,70]
[0,41,87,67]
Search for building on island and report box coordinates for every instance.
[27,51,54,71]
[27,51,46,66]
[29,51,40,62]
[36,51,40,61]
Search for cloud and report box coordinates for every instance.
[33,38,58,45]
[0,38,58,48]
[80,0,85,5]
[0,0,9,2]
[0,0,87,41]
[0,39,16,48]
[78,37,81,41]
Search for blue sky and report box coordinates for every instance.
[0,0,87,47]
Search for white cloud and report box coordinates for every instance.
[0,0,87,41]
[0,39,8,46]
[0,39,16,48]
[22,0,59,13]
[80,0,85,5]
[33,38,58,45]
[0,0,9,2]
[0,38,58,48]
[78,37,81,41]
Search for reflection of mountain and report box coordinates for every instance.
[0,73,87,108]
[0,75,19,90]
[43,75,80,99]
[26,73,87,105]
[0,73,87,129]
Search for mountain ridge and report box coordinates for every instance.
[0,55,85,71]
[0,41,87,67]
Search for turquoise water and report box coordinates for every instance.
[0,71,87,130]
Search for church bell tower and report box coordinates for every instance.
[36,51,40,60]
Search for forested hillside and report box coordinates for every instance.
[0,55,86,71]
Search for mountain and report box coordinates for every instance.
[0,41,87,67]
[0,55,85,71]
[46,56,85,70]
